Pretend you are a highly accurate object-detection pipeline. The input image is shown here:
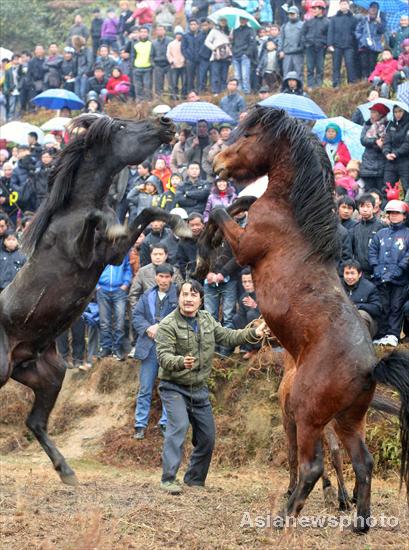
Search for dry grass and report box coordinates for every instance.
[50,401,98,435]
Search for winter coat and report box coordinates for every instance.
[127,187,158,221]
[175,179,210,215]
[203,185,238,222]
[327,11,358,49]
[198,31,212,61]
[257,48,278,76]
[152,37,172,68]
[342,277,382,319]
[132,284,178,360]
[156,308,258,388]
[398,48,409,70]
[0,245,26,290]
[0,176,15,217]
[155,3,176,28]
[206,239,241,280]
[219,92,246,122]
[279,20,304,55]
[302,16,328,49]
[97,255,132,291]
[181,31,204,63]
[281,71,308,96]
[170,141,188,173]
[139,227,178,267]
[130,2,154,25]
[166,39,185,69]
[91,16,103,39]
[74,47,93,77]
[368,223,409,286]
[97,56,118,79]
[232,25,257,59]
[129,262,182,308]
[337,224,353,273]
[323,142,351,168]
[369,58,399,85]
[383,111,409,160]
[33,163,53,209]
[27,56,47,85]
[177,237,199,279]
[360,121,386,178]
[390,27,409,59]
[86,76,108,95]
[351,217,385,276]
[355,15,386,52]
[106,73,130,95]
[234,291,261,328]
[100,17,119,41]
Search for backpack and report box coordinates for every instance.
[213,43,232,61]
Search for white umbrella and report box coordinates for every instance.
[239,175,268,198]
[41,116,72,132]
[0,121,45,145]
[0,47,13,60]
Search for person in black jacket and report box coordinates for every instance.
[175,162,210,215]
[327,0,358,87]
[33,150,54,210]
[139,220,179,267]
[176,212,205,279]
[26,45,47,102]
[383,106,409,199]
[233,267,261,359]
[198,19,212,92]
[152,24,171,97]
[360,102,389,192]
[0,230,26,292]
[182,19,203,93]
[342,259,382,337]
[302,0,328,89]
[232,17,257,94]
[91,8,104,60]
[350,193,384,280]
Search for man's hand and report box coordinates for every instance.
[206,272,218,284]
[146,324,159,339]
[215,273,225,283]
[120,284,128,292]
[376,138,384,149]
[192,137,199,147]
[0,197,6,204]
[279,51,285,59]
[184,355,195,369]
[242,295,258,309]
[255,321,270,338]
[386,153,396,161]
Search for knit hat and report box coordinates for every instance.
[333,162,347,176]
[346,160,360,172]
[369,103,390,117]
[288,6,300,14]
[324,122,342,143]
[174,25,184,36]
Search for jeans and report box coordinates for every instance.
[332,47,357,87]
[159,381,215,485]
[135,346,167,428]
[198,60,210,91]
[210,60,230,94]
[132,68,152,100]
[185,60,200,93]
[7,94,20,120]
[371,76,390,98]
[233,54,251,94]
[169,67,187,99]
[282,54,304,82]
[305,47,325,88]
[87,324,100,362]
[56,317,85,361]
[153,65,169,96]
[204,279,237,355]
[74,74,89,101]
[97,287,127,354]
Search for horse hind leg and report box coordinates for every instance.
[325,423,351,511]
[0,322,12,387]
[11,344,78,486]
[282,413,298,498]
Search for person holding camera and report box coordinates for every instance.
[156,280,267,494]
[354,1,386,79]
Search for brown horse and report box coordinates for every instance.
[197,107,409,532]
[0,114,190,485]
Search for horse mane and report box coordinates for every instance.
[237,107,340,263]
[23,115,119,256]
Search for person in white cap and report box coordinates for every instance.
[369,199,409,346]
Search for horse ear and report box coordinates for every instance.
[67,114,101,138]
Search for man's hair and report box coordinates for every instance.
[187,161,200,168]
[17,145,29,151]
[181,279,204,299]
[94,64,104,71]
[189,18,198,24]
[358,193,375,207]
[337,196,355,209]
[335,186,347,197]
[150,243,168,254]
[0,213,10,225]
[367,188,382,198]
[11,53,21,61]
[155,262,174,275]
[342,259,362,273]
[187,212,203,223]
[241,266,252,276]
[228,78,239,85]
[139,26,150,32]
[139,160,151,170]
[28,131,38,140]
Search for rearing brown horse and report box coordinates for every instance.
[197,107,409,532]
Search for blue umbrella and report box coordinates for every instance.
[258,93,327,121]
[32,88,84,110]
[357,97,409,121]
[313,116,365,160]
[353,0,408,32]
[166,101,234,124]
[208,6,261,29]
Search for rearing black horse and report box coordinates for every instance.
[0,114,190,485]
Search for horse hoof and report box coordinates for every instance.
[338,499,351,512]
[59,472,79,486]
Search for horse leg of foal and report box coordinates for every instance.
[283,423,324,518]
[325,424,350,511]
[334,417,373,533]
[11,344,78,485]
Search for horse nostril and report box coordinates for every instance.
[160,117,172,125]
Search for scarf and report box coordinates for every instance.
[366,116,388,139]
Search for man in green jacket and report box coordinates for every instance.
[156,280,267,494]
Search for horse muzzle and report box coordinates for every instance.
[159,117,176,141]
[213,157,229,180]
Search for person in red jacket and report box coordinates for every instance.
[368,48,399,98]
[126,0,154,28]
[322,122,351,168]
[392,38,409,93]
[106,67,131,101]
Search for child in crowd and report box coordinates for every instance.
[152,158,172,192]
[257,38,280,91]
[334,162,359,198]
[368,48,398,98]
[0,230,26,292]
[337,196,358,230]
[346,160,365,198]
[322,123,351,168]
[156,172,183,211]
[127,175,160,223]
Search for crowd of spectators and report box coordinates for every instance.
[1,0,409,440]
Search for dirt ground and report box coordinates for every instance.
[1,357,409,549]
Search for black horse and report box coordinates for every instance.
[0,114,190,485]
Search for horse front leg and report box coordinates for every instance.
[0,321,12,387]
[11,343,78,486]
[72,209,111,269]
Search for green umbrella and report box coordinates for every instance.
[208,7,261,30]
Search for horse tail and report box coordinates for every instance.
[373,350,409,498]
[0,321,10,387]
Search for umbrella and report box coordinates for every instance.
[357,97,409,121]
[0,121,45,145]
[167,101,234,124]
[258,93,327,121]
[239,175,268,198]
[0,47,13,60]
[208,7,261,29]
[313,116,365,160]
[41,116,72,132]
[32,89,84,110]
[353,0,408,32]
[397,81,409,107]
